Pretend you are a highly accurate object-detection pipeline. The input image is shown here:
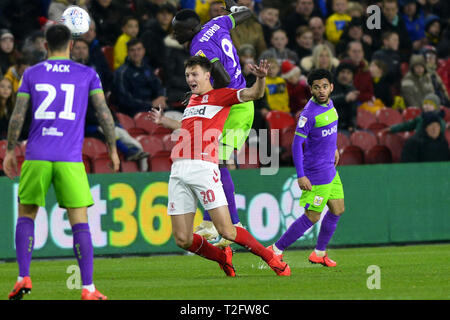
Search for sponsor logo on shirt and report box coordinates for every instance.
[182,105,223,120]
[199,24,221,42]
[195,50,207,58]
[322,124,337,137]
[44,62,70,73]
[42,127,63,137]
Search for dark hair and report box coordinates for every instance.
[126,38,143,50]
[381,30,398,42]
[174,9,200,24]
[45,24,72,52]
[73,38,89,47]
[307,68,333,86]
[121,15,139,27]
[184,55,212,72]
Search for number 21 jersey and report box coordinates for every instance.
[17,57,103,162]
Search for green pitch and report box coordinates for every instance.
[0,243,449,300]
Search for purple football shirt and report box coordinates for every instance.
[295,98,339,185]
[190,15,246,89]
[17,57,103,162]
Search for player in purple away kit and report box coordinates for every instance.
[172,0,255,248]
[268,69,345,267]
[2,24,120,300]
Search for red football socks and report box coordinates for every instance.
[188,233,226,264]
[234,227,273,262]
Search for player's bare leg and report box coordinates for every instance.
[310,199,345,267]
[171,213,235,277]
[209,206,290,276]
[68,207,106,300]
[8,204,38,300]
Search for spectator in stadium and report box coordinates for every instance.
[21,31,47,65]
[369,59,394,108]
[371,31,403,86]
[259,29,299,66]
[292,26,314,62]
[0,77,14,139]
[230,0,267,59]
[401,0,427,52]
[135,0,168,23]
[114,38,167,117]
[264,57,290,113]
[401,54,435,108]
[0,29,18,75]
[0,0,42,44]
[325,0,352,45]
[113,16,140,70]
[71,38,113,94]
[163,34,191,109]
[4,54,31,94]
[384,93,446,136]
[424,15,441,47]
[364,0,412,62]
[280,59,310,116]
[88,0,131,46]
[308,16,335,55]
[401,111,450,162]
[330,60,359,134]
[300,43,339,75]
[141,2,177,70]
[208,1,227,20]
[421,45,450,107]
[345,40,373,104]
[420,0,449,20]
[346,1,363,18]
[47,0,88,21]
[282,0,322,46]
[258,2,282,47]
[335,17,373,61]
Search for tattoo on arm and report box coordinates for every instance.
[7,95,30,151]
[90,93,117,151]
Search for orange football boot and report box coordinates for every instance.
[81,288,107,300]
[267,253,291,276]
[219,246,236,277]
[309,251,337,267]
[267,245,284,261]
[8,276,32,300]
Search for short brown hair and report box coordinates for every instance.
[184,55,212,72]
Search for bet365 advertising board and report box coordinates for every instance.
[0,163,449,259]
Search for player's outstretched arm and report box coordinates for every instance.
[239,59,269,102]
[148,107,181,131]
[2,95,30,179]
[90,92,120,172]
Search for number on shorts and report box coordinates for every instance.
[201,189,216,205]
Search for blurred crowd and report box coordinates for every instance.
[0,0,449,170]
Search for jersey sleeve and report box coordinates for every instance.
[295,109,315,139]
[217,88,242,107]
[17,70,31,98]
[88,69,104,96]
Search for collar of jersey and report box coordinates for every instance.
[311,97,329,107]
[47,56,70,60]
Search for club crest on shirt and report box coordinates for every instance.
[201,95,209,103]
[195,50,206,57]
[298,116,307,128]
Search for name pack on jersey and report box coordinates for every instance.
[44,62,70,73]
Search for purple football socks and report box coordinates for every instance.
[72,223,94,286]
[316,211,340,251]
[15,217,35,277]
[275,214,313,251]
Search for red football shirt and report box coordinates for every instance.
[171,87,244,164]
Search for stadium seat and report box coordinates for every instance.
[101,46,114,71]
[162,133,177,151]
[136,134,165,157]
[367,122,387,136]
[237,145,260,169]
[265,110,296,130]
[115,112,135,130]
[377,131,405,162]
[350,130,378,152]
[364,145,392,164]
[280,125,295,161]
[134,112,156,134]
[121,160,139,173]
[82,137,109,160]
[401,62,409,76]
[153,125,173,137]
[339,145,364,165]
[337,132,350,152]
[92,155,113,174]
[148,150,172,172]
[402,107,421,121]
[376,108,403,126]
[356,108,377,130]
